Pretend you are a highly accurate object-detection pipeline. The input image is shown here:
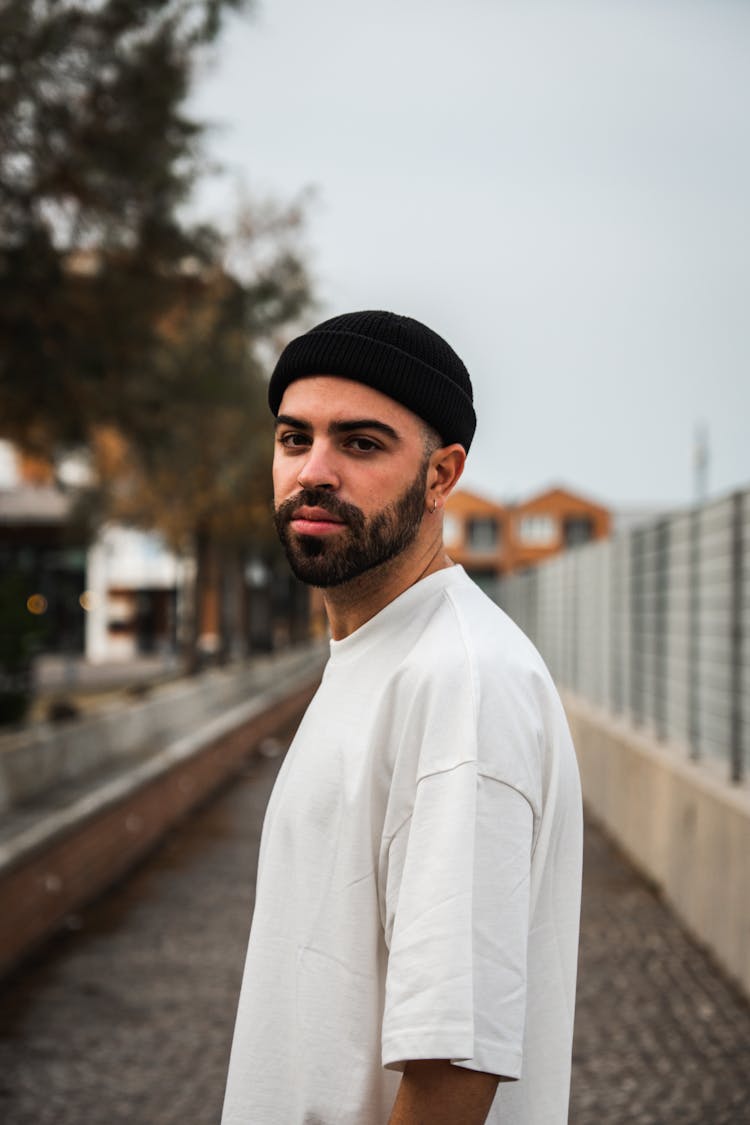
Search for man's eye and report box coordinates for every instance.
[347,437,380,453]
[279,432,310,449]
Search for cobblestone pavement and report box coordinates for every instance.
[571,816,750,1125]
[1,723,749,1125]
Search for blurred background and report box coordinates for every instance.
[0,2,748,1123]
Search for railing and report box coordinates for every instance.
[491,488,749,783]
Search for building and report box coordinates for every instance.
[443,489,508,589]
[0,440,307,667]
[445,484,611,586]
[0,443,88,655]
[509,486,611,570]
[85,526,184,662]
[0,441,184,662]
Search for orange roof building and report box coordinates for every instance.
[445,484,610,586]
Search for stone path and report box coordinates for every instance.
[571,815,750,1124]
[0,720,748,1124]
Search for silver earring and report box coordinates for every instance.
[432,498,437,513]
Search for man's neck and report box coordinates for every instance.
[323,537,454,640]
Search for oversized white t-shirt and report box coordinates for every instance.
[222,566,582,1125]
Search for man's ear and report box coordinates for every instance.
[428,443,466,510]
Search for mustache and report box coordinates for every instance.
[274,489,365,529]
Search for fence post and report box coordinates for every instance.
[528,567,539,651]
[655,519,670,740]
[610,541,621,714]
[571,556,580,695]
[730,491,744,783]
[688,506,701,760]
[630,528,644,726]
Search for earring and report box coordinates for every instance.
[432,498,437,513]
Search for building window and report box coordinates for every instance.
[518,515,557,546]
[467,517,499,551]
[564,516,594,547]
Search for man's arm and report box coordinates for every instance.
[387,1059,503,1125]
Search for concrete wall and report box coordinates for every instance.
[565,691,750,1000]
[0,647,324,812]
[0,653,325,978]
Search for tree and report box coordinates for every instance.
[0,1,317,665]
[77,197,316,665]
[0,0,250,454]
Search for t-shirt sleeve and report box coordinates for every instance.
[381,763,533,1080]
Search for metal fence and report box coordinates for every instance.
[491,488,749,783]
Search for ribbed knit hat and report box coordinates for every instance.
[268,310,476,451]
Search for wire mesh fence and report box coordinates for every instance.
[491,488,749,784]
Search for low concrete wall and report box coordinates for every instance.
[0,648,322,812]
[565,692,750,1000]
[0,649,326,978]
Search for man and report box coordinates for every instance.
[221,311,582,1125]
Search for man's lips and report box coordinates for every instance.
[289,506,347,536]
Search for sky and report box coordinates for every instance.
[187,0,750,510]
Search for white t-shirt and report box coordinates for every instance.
[222,566,582,1125]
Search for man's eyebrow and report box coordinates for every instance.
[275,414,401,442]
[329,419,400,442]
[275,414,311,431]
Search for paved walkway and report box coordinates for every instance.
[0,720,748,1124]
[572,818,750,1124]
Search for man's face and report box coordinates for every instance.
[272,376,432,588]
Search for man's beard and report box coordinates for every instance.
[273,463,429,588]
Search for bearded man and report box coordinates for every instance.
[221,311,583,1125]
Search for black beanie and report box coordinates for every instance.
[268,310,476,452]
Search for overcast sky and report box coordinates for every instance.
[187,0,750,510]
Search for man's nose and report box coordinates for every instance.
[296,441,340,492]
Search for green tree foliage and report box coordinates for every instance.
[88,198,314,556]
[0,0,317,663]
[0,0,250,453]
